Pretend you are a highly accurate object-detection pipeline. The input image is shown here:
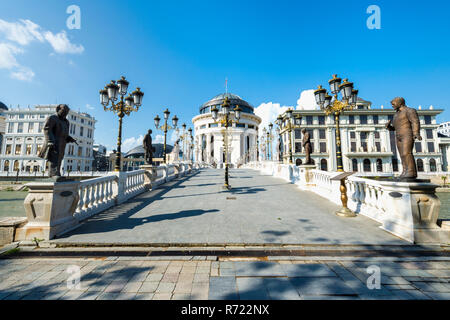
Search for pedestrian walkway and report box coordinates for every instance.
[53,168,407,245]
[0,256,449,300]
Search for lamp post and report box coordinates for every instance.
[278,109,301,164]
[314,74,358,217]
[100,76,144,172]
[154,109,178,164]
[211,97,241,190]
[314,74,358,172]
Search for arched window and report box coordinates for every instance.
[295,159,302,166]
[352,159,358,172]
[392,158,399,172]
[376,159,383,172]
[13,160,20,171]
[429,159,437,172]
[363,159,371,172]
[417,159,424,172]
[4,160,9,172]
[320,159,328,171]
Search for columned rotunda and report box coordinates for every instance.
[192,93,261,168]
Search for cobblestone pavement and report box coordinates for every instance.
[0,257,449,300]
[53,169,406,245]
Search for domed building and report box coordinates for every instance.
[192,93,261,167]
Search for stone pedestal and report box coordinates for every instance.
[141,165,158,190]
[15,181,80,241]
[378,180,442,244]
[298,165,316,186]
[0,217,27,245]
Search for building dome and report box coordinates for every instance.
[125,143,174,159]
[0,101,8,111]
[199,93,254,115]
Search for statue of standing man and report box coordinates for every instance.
[302,128,312,165]
[143,129,154,165]
[386,97,422,180]
[38,104,77,181]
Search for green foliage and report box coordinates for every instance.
[1,247,20,256]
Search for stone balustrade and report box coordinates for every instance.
[13,161,202,242]
[243,161,447,244]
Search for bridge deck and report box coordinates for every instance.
[54,168,407,245]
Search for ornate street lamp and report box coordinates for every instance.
[314,74,358,172]
[211,97,241,190]
[277,109,301,164]
[154,108,178,164]
[178,123,193,161]
[314,74,358,217]
[100,76,144,171]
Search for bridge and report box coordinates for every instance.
[1,163,449,301]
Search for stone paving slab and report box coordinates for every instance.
[52,169,407,245]
[1,256,449,300]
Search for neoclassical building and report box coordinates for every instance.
[0,105,96,173]
[192,93,261,168]
[277,99,445,174]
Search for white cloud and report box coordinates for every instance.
[154,134,164,144]
[254,102,291,134]
[122,134,144,153]
[85,104,94,110]
[0,43,22,69]
[0,18,84,81]
[296,89,319,110]
[10,66,34,81]
[43,30,84,54]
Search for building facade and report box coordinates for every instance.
[278,100,444,174]
[0,102,8,152]
[0,105,96,173]
[438,121,450,138]
[192,93,261,168]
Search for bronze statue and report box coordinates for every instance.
[386,97,422,180]
[143,129,154,165]
[38,104,77,181]
[302,128,312,164]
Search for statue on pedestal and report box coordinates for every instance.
[143,129,155,165]
[302,128,312,165]
[38,104,77,181]
[171,139,180,162]
[386,97,422,180]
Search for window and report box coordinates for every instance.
[306,116,313,125]
[376,159,383,172]
[294,130,301,139]
[361,141,368,152]
[38,123,44,132]
[15,144,22,155]
[13,160,19,171]
[318,116,325,125]
[19,114,24,119]
[427,142,435,153]
[374,131,380,139]
[37,144,43,155]
[349,115,354,124]
[26,144,32,155]
[80,126,84,136]
[415,142,422,153]
[388,115,394,122]
[320,159,328,171]
[375,142,381,152]
[3,160,9,172]
[5,145,12,155]
[7,123,13,133]
[351,142,356,152]
[352,159,358,172]
[295,142,302,153]
[209,123,218,128]
[28,123,34,133]
[392,158,399,172]
[319,142,326,153]
[350,132,356,139]
[417,159,424,172]
[17,123,23,133]
[319,129,326,140]
[429,159,437,172]
[373,115,379,124]
[424,115,432,125]
[426,129,433,139]
[363,159,371,172]
[77,147,82,157]
[360,115,367,125]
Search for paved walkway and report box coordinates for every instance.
[54,168,406,245]
[0,256,449,300]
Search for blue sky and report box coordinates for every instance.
[1,0,449,151]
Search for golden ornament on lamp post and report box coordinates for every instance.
[100,76,144,172]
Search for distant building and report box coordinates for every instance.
[278,100,445,173]
[108,144,172,171]
[0,105,96,173]
[92,144,109,171]
[438,121,450,138]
